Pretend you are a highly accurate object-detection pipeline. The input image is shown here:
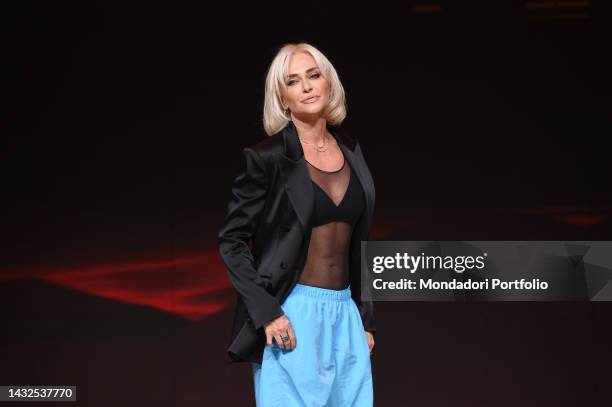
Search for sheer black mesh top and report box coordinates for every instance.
[298,151,366,290]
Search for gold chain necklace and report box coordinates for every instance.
[299,133,329,152]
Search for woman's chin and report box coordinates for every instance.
[294,109,324,119]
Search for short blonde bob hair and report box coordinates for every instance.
[263,43,347,136]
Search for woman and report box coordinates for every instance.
[218,42,376,406]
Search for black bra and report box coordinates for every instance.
[306,155,365,227]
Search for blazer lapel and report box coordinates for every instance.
[340,136,375,236]
[278,121,314,232]
[278,120,374,236]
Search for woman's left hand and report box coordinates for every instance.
[365,331,375,353]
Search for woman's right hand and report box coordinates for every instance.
[263,315,296,350]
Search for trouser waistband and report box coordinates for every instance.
[291,283,352,301]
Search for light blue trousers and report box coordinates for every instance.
[251,283,373,406]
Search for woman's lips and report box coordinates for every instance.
[302,96,320,104]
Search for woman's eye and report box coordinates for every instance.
[287,74,319,86]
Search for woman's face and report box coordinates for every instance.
[282,52,330,120]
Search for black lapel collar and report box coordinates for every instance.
[277,120,374,235]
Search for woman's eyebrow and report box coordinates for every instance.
[287,67,319,78]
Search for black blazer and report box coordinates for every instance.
[218,120,376,364]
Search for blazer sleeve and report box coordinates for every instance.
[218,147,285,330]
[357,234,377,337]
[360,141,377,337]
[358,299,376,336]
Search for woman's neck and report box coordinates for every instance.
[292,117,328,146]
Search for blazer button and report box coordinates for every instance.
[280,261,288,269]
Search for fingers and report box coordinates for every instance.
[275,328,296,351]
[263,316,298,351]
[280,326,296,350]
[274,333,287,350]
[265,327,296,350]
[288,325,297,350]
[365,332,375,352]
